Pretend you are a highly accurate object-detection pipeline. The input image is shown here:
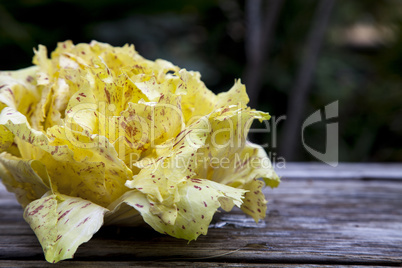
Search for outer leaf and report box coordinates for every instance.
[210,142,280,188]
[193,107,270,180]
[241,179,268,222]
[24,192,108,263]
[208,142,280,222]
[0,152,50,208]
[109,178,246,241]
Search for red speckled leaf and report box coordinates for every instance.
[109,178,245,241]
[23,192,108,263]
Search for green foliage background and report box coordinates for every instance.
[0,0,401,162]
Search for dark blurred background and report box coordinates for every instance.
[0,0,401,163]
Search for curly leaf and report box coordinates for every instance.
[0,152,51,208]
[23,192,108,263]
[110,178,246,241]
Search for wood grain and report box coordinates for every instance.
[1,163,402,267]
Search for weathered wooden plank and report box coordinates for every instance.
[276,162,402,179]
[1,166,402,266]
[0,260,359,268]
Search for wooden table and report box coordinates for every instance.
[1,163,402,267]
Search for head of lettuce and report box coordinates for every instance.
[0,40,279,263]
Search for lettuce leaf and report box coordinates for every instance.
[24,192,107,263]
[109,178,246,241]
